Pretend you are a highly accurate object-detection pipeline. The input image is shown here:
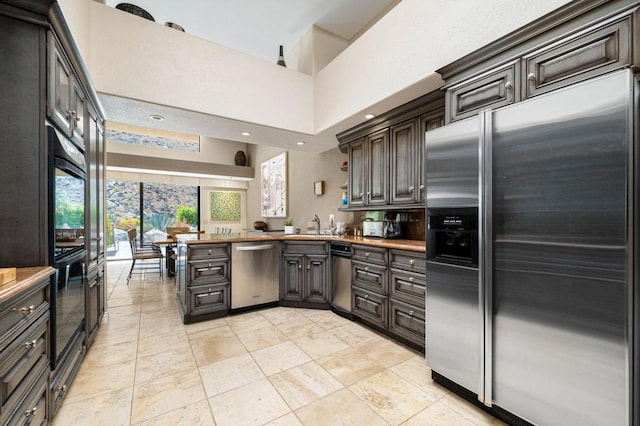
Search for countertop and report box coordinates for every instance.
[184,232,426,252]
[0,266,55,304]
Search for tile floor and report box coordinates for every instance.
[52,261,505,426]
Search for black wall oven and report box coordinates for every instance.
[48,124,86,368]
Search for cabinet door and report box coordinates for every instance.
[348,138,366,207]
[70,77,86,148]
[85,275,99,345]
[419,111,445,203]
[47,35,72,136]
[390,119,417,204]
[389,298,425,347]
[367,129,389,205]
[281,254,304,301]
[304,255,329,303]
[87,114,99,263]
[96,121,105,259]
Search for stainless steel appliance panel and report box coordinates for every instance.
[426,261,480,393]
[490,70,631,426]
[231,242,279,309]
[331,243,352,313]
[425,116,480,208]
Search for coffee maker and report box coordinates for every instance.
[383,212,405,239]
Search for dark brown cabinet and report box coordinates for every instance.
[338,91,444,210]
[280,242,330,307]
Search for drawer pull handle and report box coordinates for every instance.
[14,305,35,316]
[364,294,369,299]
[408,186,414,192]
[409,277,414,283]
[307,265,310,270]
[364,267,369,272]
[505,81,513,90]
[208,249,212,255]
[24,407,38,417]
[409,259,415,266]
[409,310,415,316]
[419,184,425,190]
[24,339,37,349]
[56,385,67,393]
[298,264,302,269]
[527,73,536,82]
[364,252,370,257]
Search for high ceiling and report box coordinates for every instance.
[104,0,399,63]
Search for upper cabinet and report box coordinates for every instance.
[338,91,444,210]
[48,35,86,149]
[439,0,640,124]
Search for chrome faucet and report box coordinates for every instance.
[313,214,321,235]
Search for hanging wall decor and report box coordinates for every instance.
[261,152,287,217]
[210,191,241,221]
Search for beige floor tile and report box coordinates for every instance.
[293,330,350,359]
[403,400,477,426]
[295,388,387,426]
[52,386,132,426]
[134,400,215,426]
[441,392,507,426]
[199,353,265,397]
[130,369,206,424]
[261,307,307,325]
[208,378,290,426]
[391,356,448,401]
[108,295,143,308]
[306,311,352,330]
[251,341,312,376]
[357,337,416,368]
[63,359,136,403]
[138,315,184,338]
[187,324,235,341]
[135,345,197,384]
[183,316,228,335]
[317,348,385,386]
[236,324,289,351]
[349,370,432,425]
[91,325,140,347]
[269,361,343,410]
[137,330,190,358]
[329,322,383,347]
[276,317,325,339]
[107,304,142,317]
[83,339,137,367]
[264,412,303,426]
[226,312,273,334]
[190,334,247,366]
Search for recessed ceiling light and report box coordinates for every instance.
[364,113,375,119]
[150,114,164,121]
[241,131,251,136]
[296,141,305,145]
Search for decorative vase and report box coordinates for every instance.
[284,225,294,234]
[277,45,286,67]
[234,150,247,166]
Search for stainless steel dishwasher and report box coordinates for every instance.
[231,241,279,309]
[330,242,352,316]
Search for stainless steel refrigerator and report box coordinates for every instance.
[425,69,638,425]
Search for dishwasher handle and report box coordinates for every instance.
[235,244,274,252]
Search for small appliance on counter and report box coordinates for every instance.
[383,212,406,239]
[362,220,384,237]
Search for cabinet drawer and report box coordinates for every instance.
[389,249,425,274]
[188,283,229,316]
[0,284,48,351]
[282,241,327,255]
[187,244,230,260]
[0,313,48,409]
[188,259,229,285]
[352,261,387,294]
[389,298,425,347]
[389,269,425,308]
[3,364,48,426]
[352,286,388,328]
[524,17,631,98]
[447,61,518,122]
[352,245,386,266]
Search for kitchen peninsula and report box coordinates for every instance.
[175,233,426,351]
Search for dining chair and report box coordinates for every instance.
[126,228,163,284]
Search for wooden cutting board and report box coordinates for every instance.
[0,268,17,285]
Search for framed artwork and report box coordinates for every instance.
[261,152,287,217]
[210,191,241,221]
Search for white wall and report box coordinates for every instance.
[288,26,349,76]
[246,145,354,233]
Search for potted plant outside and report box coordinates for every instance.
[284,219,294,234]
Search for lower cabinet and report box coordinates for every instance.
[280,242,330,307]
[50,331,85,417]
[85,260,105,348]
[351,245,426,350]
[177,243,230,323]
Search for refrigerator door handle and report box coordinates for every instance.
[479,109,494,407]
